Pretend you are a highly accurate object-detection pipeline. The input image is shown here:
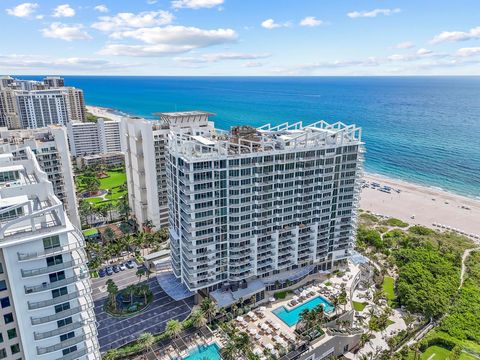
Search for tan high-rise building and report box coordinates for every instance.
[64,87,86,122]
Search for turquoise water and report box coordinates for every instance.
[182,343,221,360]
[273,296,335,327]
[22,76,480,197]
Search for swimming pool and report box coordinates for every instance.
[182,343,222,360]
[273,296,335,327]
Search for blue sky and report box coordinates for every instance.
[1,0,480,75]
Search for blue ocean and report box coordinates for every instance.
[27,76,480,198]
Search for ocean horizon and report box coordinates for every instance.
[23,76,480,198]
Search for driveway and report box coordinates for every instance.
[91,266,194,352]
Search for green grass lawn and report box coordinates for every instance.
[82,228,98,237]
[352,301,367,311]
[420,345,452,359]
[383,276,396,304]
[77,169,127,207]
[459,353,478,360]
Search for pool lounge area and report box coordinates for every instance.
[273,296,335,327]
[181,343,222,360]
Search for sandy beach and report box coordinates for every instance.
[360,173,480,237]
[86,105,127,122]
[87,104,479,237]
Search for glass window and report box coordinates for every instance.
[10,344,20,355]
[0,281,6,292]
[43,236,60,250]
[46,255,62,267]
[60,332,75,342]
[3,313,13,324]
[0,297,10,308]
[0,333,3,343]
[54,302,70,313]
[62,346,77,356]
[7,329,16,340]
[57,317,72,328]
[0,262,3,274]
[0,348,6,359]
[49,271,65,283]
[52,287,68,298]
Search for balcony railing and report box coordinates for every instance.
[25,272,88,294]
[34,320,86,340]
[17,238,83,261]
[21,257,85,278]
[31,303,93,325]
[28,289,88,310]
[37,332,91,355]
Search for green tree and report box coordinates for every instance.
[137,332,154,350]
[190,309,208,328]
[165,319,182,339]
[82,175,101,195]
[200,297,217,323]
[117,197,131,222]
[136,268,146,283]
[106,279,118,311]
[103,227,116,243]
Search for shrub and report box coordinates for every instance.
[409,225,436,236]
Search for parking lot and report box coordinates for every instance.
[91,265,194,352]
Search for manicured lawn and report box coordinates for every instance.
[274,290,292,300]
[420,345,451,359]
[352,301,367,311]
[77,169,127,207]
[383,276,396,304]
[83,228,98,237]
[459,353,477,360]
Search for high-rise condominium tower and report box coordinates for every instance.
[166,121,363,304]
[0,148,99,360]
[121,112,214,230]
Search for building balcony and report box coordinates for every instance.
[36,329,96,355]
[17,237,83,261]
[34,320,86,340]
[28,288,88,310]
[25,272,88,294]
[21,257,86,278]
[56,346,98,360]
[31,303,94,326]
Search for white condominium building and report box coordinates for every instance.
[0,149,99,360]
[166,121,363,299]
[67,119,121,157]
[15,90,70,129]
[0,126,80,228]
[43,77,65,89]
[121,111,214,230]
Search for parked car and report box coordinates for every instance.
[98,269,106,278]
[112,265,120,273]
[106,267,113,276]
[119,263,126,271]
[126,260,136,269]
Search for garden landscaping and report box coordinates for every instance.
[105,280,153,317]
[76,168,127,208]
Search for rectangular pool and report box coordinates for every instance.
[182,343,222,360]
[273,296,334,327]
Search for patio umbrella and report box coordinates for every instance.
[273,322,281,330]
[249,327,257,335]
[259,306,267,312]
[269,297,276,302]
[254,348,263,355]
[274,335,283,343]
[261,323,269,331]
[247,311,255,318]
[236,316,244,322]
[266,343,274,351]
[292,296,299,301]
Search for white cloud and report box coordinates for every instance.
[431,26,480,44]
[171,0,224,9]
[261,19,290,29]
[6,2,38,18]
[300,16,323,27]
[395,41,415,49]
[175,52,270,63]
[94,4,109,13]
[100,25,237,56]
[147,0,158,4]
[52,4,75,17]
[0,54,139,71]
[41,23,91,41]
[242,61,264,68]
[347,8,401,18]
[457,47,480,57]
[92,11,174,32]
[417,48,432,55]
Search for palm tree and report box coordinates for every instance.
[222,341,237,360]
[191,309,208,329]
[165,319,182,339]
[403,312,415,331]
[332,296,340,316]
[200,297,217,323]
[125,284,136,304]
[106,279,118,310]
[234,331,252,354]
[137,332,154,350]
[103,349,119,360]
[136,268,146,283]
[386,336,397,358]
[82,175,100,196]
[137,283,150,304]
[103,227,116,244]
[117,197,131,222]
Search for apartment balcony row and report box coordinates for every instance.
[31,302,94,326]
[21,256,86,278]
[17,234,83,261]
[55,345,98,360]
[229,264,253,275]
[28,287,89,310]
[229,249,254,260]
[36,326,97,355]
[34,319,88,340]
[25,272,88,294]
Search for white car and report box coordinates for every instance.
[119,263,126,271]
